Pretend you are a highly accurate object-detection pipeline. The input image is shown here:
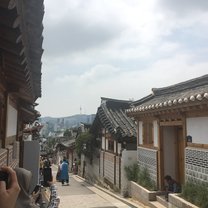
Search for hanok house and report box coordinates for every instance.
[126,74,208,190]
[90,97,137,193]
[55,139,77,172]
[0,0,44,177]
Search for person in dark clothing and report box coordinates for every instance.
[164,175,181,201]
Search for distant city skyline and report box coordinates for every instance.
[37,0,208,117]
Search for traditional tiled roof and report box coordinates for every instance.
[55,139,75,149]
[92,97,137,139]
[127,74,208,114]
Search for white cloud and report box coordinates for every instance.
[37,0,208,117]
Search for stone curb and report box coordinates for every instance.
[74,175,141,208]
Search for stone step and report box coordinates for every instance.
[156,195,168,207]
[149,201,167,208]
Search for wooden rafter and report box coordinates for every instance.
[0,0,16,10]
[0,25,21,43]
[0,38,25,55]
[0,7,20,28]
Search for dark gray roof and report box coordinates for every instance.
[92,98,137,139]
[128,74,208,114]
[56,139,75,149]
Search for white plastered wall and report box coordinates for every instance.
[102,136,105,149]
[6,100,18,137]
[118,143,121,154]
[106,138,109,150]
[153,120,159,147]
[186,117,208,144]
[121,149,137,195]
[114,140,117,153]
[138,121,143,145]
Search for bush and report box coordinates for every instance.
[75,132,95,160]
[125,164,156,191]
[181,180,208,208]
[137,167,156,191]
[125,163,139,182]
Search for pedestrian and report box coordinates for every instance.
[164,175,181,201]
[39,156,44,176]
[44,157,51,168]
[0,166,20,208]
[60,158,69,186]
[43,157,52,187]
[56,160,62,182]
[72,158,78,174]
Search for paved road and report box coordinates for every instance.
[51,166,139,208]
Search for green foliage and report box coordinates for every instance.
[181,180,208,208]
[137,167,156,191]
[47,137,56,148]
[75,132,95,159]
[125,163,139,182]
[64,129,72,137]
[125,164,156,191]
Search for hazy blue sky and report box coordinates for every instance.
[37,0,208,117]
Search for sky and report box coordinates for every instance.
[36,0,208,117]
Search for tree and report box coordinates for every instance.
[75,132,95,159]
[64,129,72,137]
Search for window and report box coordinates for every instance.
[108,139,114,152]
[143,122,153,145]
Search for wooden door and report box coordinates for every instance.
[176,127,185,185]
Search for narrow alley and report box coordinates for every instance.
[50,166,144,208]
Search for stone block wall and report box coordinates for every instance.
[185,147,208,183]
[137,146,158,184]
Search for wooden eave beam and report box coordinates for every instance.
[7,83,20,93]
[20,106,35,116]
[5,70,26,82]
[6,77,27,89]
[4,67,25,78]
[5,61,27,71]
[0,7,20,28]
[0,25,21,43]
[0,38,25,55]
[4,52,26,66]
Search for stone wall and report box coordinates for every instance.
[137,146,158,184]
[185,147,208,183]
